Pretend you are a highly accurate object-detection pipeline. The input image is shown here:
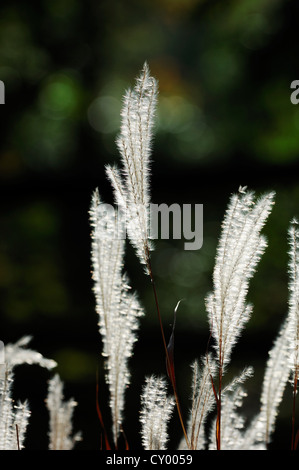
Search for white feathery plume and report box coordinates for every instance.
[46,374,81,450]
[287,219,299,448]
[244,221,299,448]
[89,189,144,445]
[209,386,249,450]
[245,318,291,447]
[208,367,255,450]
[140,375,175,450]
[240,414,267,450]
[13,400,31,450]
[0,367,30,450]
[243,221,299,448]
[221,365,254,395]
[0,368,30,450]
[287,219,299,382]
[106,62,158,273]
[0,337,56,450]
[5,336,57,370]
[180,355,216,450]
[206,186,275,371]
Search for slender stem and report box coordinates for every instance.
[16,424,20,451]
[216,366,222,450]
[146,251,190,449]
[216,311,224,450]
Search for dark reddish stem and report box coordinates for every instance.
[146,250,190,449]
[216,366,223,450]
[16,424,20,450]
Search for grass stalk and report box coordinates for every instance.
[145,250,190,449]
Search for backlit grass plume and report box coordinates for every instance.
[86,64,299,451]
[46,374,81,450]
[140,376,175,450]
[205,186,275,449]
[182,355,217,450]
[106,62,158,274]
[287,220,299,449]
[0,337,56,450]
[0,367,30,451]
[103,63,189,446]
[89,189,144,446]
[246,220,299,449]
[206,186,275,371]
[244,318,292,448]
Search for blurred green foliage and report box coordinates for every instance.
[0,0,299,449]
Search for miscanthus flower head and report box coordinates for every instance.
[0,337,56,450]
[287,218,299,381]
[182,355,217,450]
[89,189,144,445]
[46,374,81,450]
[206,187,275,371]
[106,62,158,274]
[140,376,175,450]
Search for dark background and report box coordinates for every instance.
[0,0,299,450]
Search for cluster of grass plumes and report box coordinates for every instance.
[2,64,298,451]
[0,337,81,450]
[90,63,299,451]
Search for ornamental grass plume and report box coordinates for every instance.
[208,386,248,450]
[140,376,175,450]
[91,63,188,448]
[88,64,299,451]
[205,186,275,449]
[105,61,158,275]
[0,337,56,450]
[3,62,299,451]
[0,368,30,450]
[182,355,217,450]
[206,187,275,372]
[287,219,299,449]
[242,219,299,450]
[46,374,81,450]
[242,318,292,448]
[89,189,144,447]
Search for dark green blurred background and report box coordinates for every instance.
[1,0,299,450]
